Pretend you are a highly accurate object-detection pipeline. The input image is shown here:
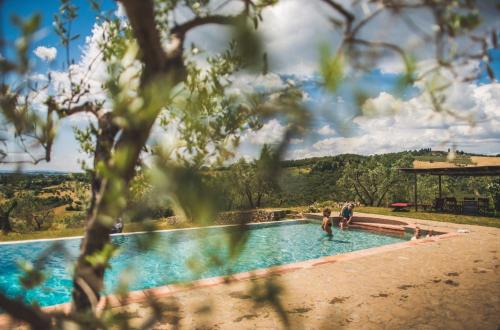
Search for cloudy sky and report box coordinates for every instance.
[1,0,499,172]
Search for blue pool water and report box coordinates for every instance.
[0,221,408,306]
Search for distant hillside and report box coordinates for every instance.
[281,149,498,169]
[0,170,80,175]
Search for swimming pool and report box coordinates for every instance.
[0,220,409,307]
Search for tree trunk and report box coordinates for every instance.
[0,201,17,233]
[353,184,368,206]
[375,180,397,207]
[71,0,183,313]
[71,128,155,311]
[354,173,374,205]
[256,193,263,208]
[0,215,12,233]
[0,292,51,330]
[88,113,119,218]
[245,187,255,208]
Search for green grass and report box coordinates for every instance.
[0,221,194,242]
[2,206,498,242]
[356,206,500,228]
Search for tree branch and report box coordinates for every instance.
[355,171,373,205]
[63,102,100,117]
[171,14,242,38]
[376,179,397,207]
[347,38,406,58]
[349,6,384,37]
[0,292,51,330]
[119,0,168,84]
[351,184,365,205]
[320,0,355,33]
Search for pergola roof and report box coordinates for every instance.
[399,165,500,176]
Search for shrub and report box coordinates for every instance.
[57,212,86,228]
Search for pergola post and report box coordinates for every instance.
[414,173,418,212]
[438,175,442,198]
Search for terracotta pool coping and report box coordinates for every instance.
[0,215,461,326]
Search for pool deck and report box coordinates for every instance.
[2,212,499,329]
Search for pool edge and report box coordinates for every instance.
[0,217,461,327]
[0,218,306,246]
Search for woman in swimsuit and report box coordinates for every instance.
[340,203,354,230]
[321,208,333,236]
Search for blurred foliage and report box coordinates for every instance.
[17,260,45,290]
[85,243,119,270]
[0,0,498,328]
[320,45,344,93]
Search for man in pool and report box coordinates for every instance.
[321,208,333,237]
[339,203,354,230]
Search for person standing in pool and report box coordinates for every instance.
[411,226,421,240]
[111,217,124,234]
[339,203,354,230]
[321,208,333,237]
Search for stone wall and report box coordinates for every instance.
[215,209,291,225]
[162,209,295,226]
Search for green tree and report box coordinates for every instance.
[12,192,55,231]
[339,155,413,206]
[230,145,280,208]
[0,200,17,233]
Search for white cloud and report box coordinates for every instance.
[244,119,286,145]
[34,46,57,62]
[318,124,335,136]
[49,22,117,109]
[30,73,48,81]
[227,73,286,96]
[290,138,304,145]
[259,0,339,75]
[290,82,500,159]
[115,2,127,18]
[362,92,403,117]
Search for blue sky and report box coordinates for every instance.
[1,0,500,172]
[1,0,117,68]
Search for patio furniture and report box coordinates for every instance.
[444,197,459,213]
[390,202,412,212]
[432,198,445,212]
[418,203,431,211]
[462,198,479,214]
[478,198,489,215]
[398,165,500,212]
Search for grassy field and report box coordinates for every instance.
[355,207,500,228]
[2,206,499,242]
[0,221,194,242]
[413,154,474,165]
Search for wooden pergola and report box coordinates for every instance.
[398,165,500,211]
